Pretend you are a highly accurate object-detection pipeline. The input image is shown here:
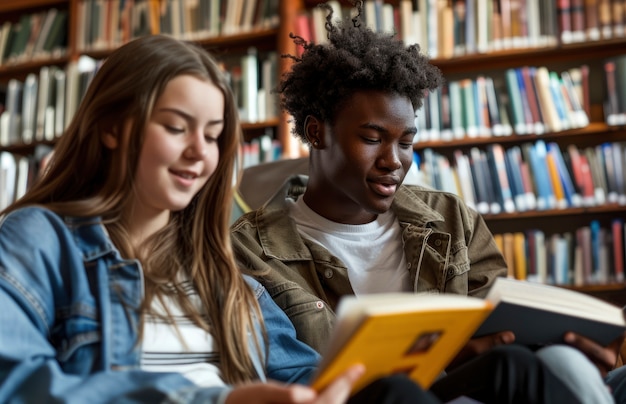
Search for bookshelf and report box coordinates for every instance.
[289,0,626,303]
[1,1,625,301]
[0,0,305,178]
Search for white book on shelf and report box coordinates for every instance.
[0,152,16,211]
[261,52,278,120]
[14,155,30,203]
[35,66,51,142]
[21,73,39,144]
[0,112,10,146]
[400,0,416,45]
[54,68,66,137]
[241,48,259,123]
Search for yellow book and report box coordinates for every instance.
[513,232,527,280]
[310,293,493,394]
[502,232,516,278]
[493,233,504,255]
[545,152,566,208]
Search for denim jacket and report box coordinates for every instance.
[231,175,507,353]
[0,207,319,403]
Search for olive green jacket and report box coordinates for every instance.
[231,175,507,353]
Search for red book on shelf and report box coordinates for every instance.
[584,0,601,40]
[557,0,573,43]
[604,61,621,126]
[570,0,586,40]
[520,66,545,134]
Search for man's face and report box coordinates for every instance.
[305,91,416,224]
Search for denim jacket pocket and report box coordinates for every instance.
[52,304,101,372]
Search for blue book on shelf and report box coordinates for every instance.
[505,147,527,211]
[547,142,582,208]
[548,72,570,131]
[528,141,555,210]
[590,220,602,283]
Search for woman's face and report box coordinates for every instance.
[132,74,225,218]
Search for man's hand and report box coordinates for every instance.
[447,331,515,370]
[225,364,366,404]
[564,332,626,377]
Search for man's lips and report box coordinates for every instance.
[369,177,400,197]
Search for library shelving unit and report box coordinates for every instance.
[0,0,304,157]
[293,0,626,305]
[421,38,626,305]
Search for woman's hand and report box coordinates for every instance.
[225,364,365,404]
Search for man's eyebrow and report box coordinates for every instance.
[360,122,418,135]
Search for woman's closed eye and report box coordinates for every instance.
[164,124,185,134]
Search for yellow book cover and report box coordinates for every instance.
[310,293,493,395]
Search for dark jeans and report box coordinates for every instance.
[349,374,441,404]
[430,344,582,404]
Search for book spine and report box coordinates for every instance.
[613,218,625,282]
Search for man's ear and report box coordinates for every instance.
[304,115,323,149]
[101,132,118,149]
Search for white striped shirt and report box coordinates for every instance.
[141,280,225,387]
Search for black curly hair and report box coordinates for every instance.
[278,0,444,145]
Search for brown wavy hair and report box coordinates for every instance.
[3,35,263,384]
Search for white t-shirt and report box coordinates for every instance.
[141,279,225,387]
[290,196,410,294]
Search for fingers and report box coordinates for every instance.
[472,331,516,354]
[564,332,617,376]
[448,331,515,370]
[226,382,317,404]
[316,364,366,404]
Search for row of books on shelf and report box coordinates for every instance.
[240,132,283,169]
[494,218,626,288]
[296,0,625,60]
[76,0,279,52]
[0,145,51,211]
[0,56,101,147]
[604,55,626,125]
[417,140,626,215]
[415,64,591,143]
[414,55,626,143]
[224,49,279,124]
[0,48,278,147]
[0,131,288,210]
[0,8,68,67]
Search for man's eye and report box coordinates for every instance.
[400,143,413,149]
[363,137,380,144]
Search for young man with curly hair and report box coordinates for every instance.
[231,2,618,402]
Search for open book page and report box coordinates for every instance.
[474,277,626,346]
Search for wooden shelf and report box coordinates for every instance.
[413,123,626,151]
[484,205,626,235]
[0,56,69,80]
[483,204,626,222]
[432,38,626,75]
[0,0,66,13]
